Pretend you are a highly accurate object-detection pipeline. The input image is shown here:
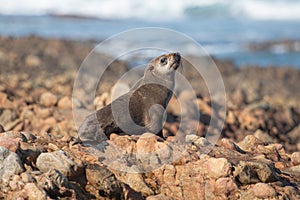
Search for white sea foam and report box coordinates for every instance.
[0,0,300,21]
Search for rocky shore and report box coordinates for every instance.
[0,36,300,199]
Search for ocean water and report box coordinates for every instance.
[0,0,300,67]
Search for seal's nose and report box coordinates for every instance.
[174,52,181,62]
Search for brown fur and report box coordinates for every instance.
[78,52,181,144]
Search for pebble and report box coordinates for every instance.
[0,109,17,125]
[252,183,276,198]
[0,146,24,183]
[35,107,51,119]
[36,150,83,178]
[237,135,263,152]
[136,133,159,154]
[0,136,19,152]
[254,129,274,143]
[0,92,7,105]
[196,98,212,115]
[57,96,72,109]
[39,92,58,107]
[24,183,48,200]
[21,132,36,142]
[20,172,34,183]
[207,158,232,179]
[291,152,300,166]
[25,55,41,67]
[86,164,123,197]
[146,194,170,200]
[166,96,181,116]
[284,165,300,174]
[214,177,237,196]
[234,161,277,184]
[37,169,69,196]
[194,137,210,147]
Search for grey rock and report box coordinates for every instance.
[36,150,82,178]
[0,146,24,183]
[37,169,70,197]
[86,164,123,198]
[234,161,278,185]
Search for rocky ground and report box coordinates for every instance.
[0,36,300,199]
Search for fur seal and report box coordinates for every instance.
[78,52,181,145]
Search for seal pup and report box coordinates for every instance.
[78,52,181,145]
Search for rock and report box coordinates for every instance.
[86,164,123,198]
[19,141,43,165]
[186,136,210,148]
[166,96,181,116]
[146,194,171,200]
[20,172,34,183]
[0,92,7,105]
[21,132,36,142]
[207,158,232,179]
[24,183,48,200]
[226,111,237,125]
[36,150,83,179]
[8,174,23,191]
[179,91,199,120]
[136,133,160,153]
[57,96,72,109]
[196,98,212,115]
[0,109,17,125]
[0,146,24,183]
[39,92,58,107]
[283,186,300,200]
[291,152,300,166]
[93,92,110,110]
[234,161,277,185]
[5,119,23,131]
[185,134,198,143]
[136,133,170,168]
[35,107,51,119]
[36,169,70,197]
[254,129,274,143]
[20,106,34,120]
[252,183,276,198]
[0,136,19,152]
[25,55,41,67]
[284,165,300,174]
[214,177,238,197]
[0,124,5,133]
[114,172,154,197]
[237,135,264,152]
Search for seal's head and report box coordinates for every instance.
[146,52,181,77]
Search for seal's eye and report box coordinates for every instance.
[160,57,167,64]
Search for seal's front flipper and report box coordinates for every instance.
[78,113,108,146]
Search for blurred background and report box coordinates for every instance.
[0,0,300,67]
